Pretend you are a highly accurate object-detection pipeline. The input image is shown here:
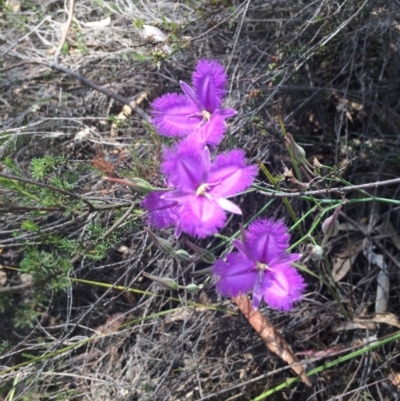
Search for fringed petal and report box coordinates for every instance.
[261,265,306,311]
[213,253,256,297]
[151,93,201,136]
[141,192,178,229]
[192,59,227,112]
[161,141,209,190]
[245,219,291,263]
[208,149,257,196]
[179,195,226,238]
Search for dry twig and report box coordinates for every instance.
[233,294,312,387]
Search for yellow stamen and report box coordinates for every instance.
[196,183,209,196]
[202,110,211,122]
[257,262,269,271]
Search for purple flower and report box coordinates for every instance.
[142,141,257,238]
[212,219,306,311]
[151,59,236,146]
[141,191,180,230]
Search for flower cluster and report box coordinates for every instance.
[141,59,305,311]
[212,219,306,311]
[142,59,257,238]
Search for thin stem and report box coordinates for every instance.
[258,162,304,237]
[53,0,75,63]
[0,206,65,212]
[0,172,96,212]
[48,62,151,123]
[257,177,400,198]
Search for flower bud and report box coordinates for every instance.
[184,283,203,293]
[313,157,323,169]
[175,249,193,262]
[142,272,179,290]
[307,244,323,261]
[313,157,323,175]
[144,227,175,255]
[321,206,341,238]
[183,239,216,264]
[103,176,155,195]
[285,133,307,165]
[322,217,339,237]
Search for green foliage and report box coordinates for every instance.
[0,296,12,313]
[21,220,40,232]
[84,212,138,260]
[108,114,133,129]
[4,156,22,176]
[0,147,139,329]
[0,131,12,146]
[151,49,168,68]
[0,0,11,12]
[134,18,145,29]
[60,41,70,56]
[0,340,9,354]
[160,16,179,33]
[13,299,43,329]
[48,176,76,191]
[130,52,148,62]
[1,155,83,212]
[4,248,73,329]
[20,248,72,286]
[72,21,88,54]
[30,155,66,180]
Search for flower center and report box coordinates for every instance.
[196,183,209,196]
[256,262,269,272]
[202,110,211,123]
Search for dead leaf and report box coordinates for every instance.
[141,25,168,42]
[297,344,346,358]
[95,313,125,335]
[0,269,6,286]
[389,372,400,388]
[82,17,111,28]
[233,294,312,387]
[332,239,365,281]
[363,312,400,329]
[333,320,377,332]
[6,0,20,12]
[334,313,400,332]
[92,155,115,177]
[110,105,132,138]
[19,273,33,286]
[376,219,400,251]
[338,222,369,232]
[371,252,389,314]
[165,309,192,324]
[75,127,91,141]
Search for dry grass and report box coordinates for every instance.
[1,0,400,400]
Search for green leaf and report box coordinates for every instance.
[21,220,40,232]
[60,41,70,55]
